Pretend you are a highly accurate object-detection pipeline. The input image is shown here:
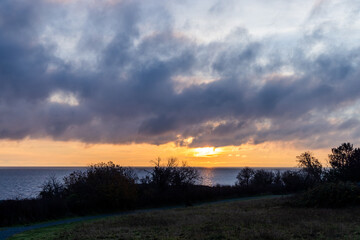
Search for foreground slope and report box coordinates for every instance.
[10,197,360,240]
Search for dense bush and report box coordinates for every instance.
[293,182,360,208]
[39,175,64,199]
[0,162,138,226]
[251,169,275,187]
[281,170,306,192]
[137,158,202,206]
[64,162,138,213]
[0,198,68,226]
[286,143,360,208]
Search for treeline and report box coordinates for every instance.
[1,142,360,226]
[291,143,360,208]
[238,142,360,187]
[0,158,215,226]
[236,143,360,208]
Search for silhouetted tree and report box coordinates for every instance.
[296,151,323,184]
[145,157,200,189]
[236,167,254,187]
[172,163,200,186]
[39,175,64,199]
[328,143,360,182]
[252,169,274,187]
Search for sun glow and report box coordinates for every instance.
[192,147,222,157]
[0,139,329,167]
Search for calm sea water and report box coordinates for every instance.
[0,167,292,200]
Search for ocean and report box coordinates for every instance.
[0,167,292,200]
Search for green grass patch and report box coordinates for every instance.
[8,224,73,240]
[10,197,360,240]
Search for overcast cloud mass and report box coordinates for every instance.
[1,0,360,149]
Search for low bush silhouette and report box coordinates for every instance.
[39,175,65,200]
[64,162,138,213]
[292,182,360,208]
[138,158,204,206]
[281,170,307,192]
[0,162,138,226]
[143,157,200,189]
[289,143,360,208]
[0,198,68,226]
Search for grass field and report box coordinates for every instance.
[10,197,360,240]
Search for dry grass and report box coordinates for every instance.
[11,198,360,240]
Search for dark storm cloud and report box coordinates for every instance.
[1,0,360,148]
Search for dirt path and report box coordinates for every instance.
[0,195,283,240]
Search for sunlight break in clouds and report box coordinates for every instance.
[192,147,223,158]
[0,0,360,166]
[48,91,79,106]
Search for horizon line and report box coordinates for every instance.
[0,166,297,168]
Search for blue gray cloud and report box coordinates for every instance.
[1,0,360,149]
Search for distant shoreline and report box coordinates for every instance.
[0,166,297,169]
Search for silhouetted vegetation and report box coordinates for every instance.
[0,162,138,226]
[2,142,360,227]
[39,175,65,200]
[137,158,248,207]
[63,162,137,214]
[236,167,254,187]
[234,143,360,208]
[296,151,323,184]
[281,170,306,192]
[292,182,360,208]
[291,143,360,208]
[327,142,360,182]
[141,157,200,189]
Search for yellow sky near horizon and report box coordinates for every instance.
[0,139,330,167]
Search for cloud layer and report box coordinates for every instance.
[1,0,360,148]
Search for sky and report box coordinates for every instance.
[0,0,360,167]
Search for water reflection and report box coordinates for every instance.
[199,168,215,186]
[196,168,242,186]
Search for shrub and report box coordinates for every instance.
[38,175,64,199]
[252,169,274,187]
[0,198,68,227]
[64,161,138,213]
[137,158,201,206]
[235,168,286,194]
[294,182,360,208]
[281,170,307,192]
[144,157,200,189]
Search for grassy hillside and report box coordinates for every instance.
[10,197,360,240]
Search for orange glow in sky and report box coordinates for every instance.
[0,1,356,169]
[0,139,330,167]
[192,147,222,157]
